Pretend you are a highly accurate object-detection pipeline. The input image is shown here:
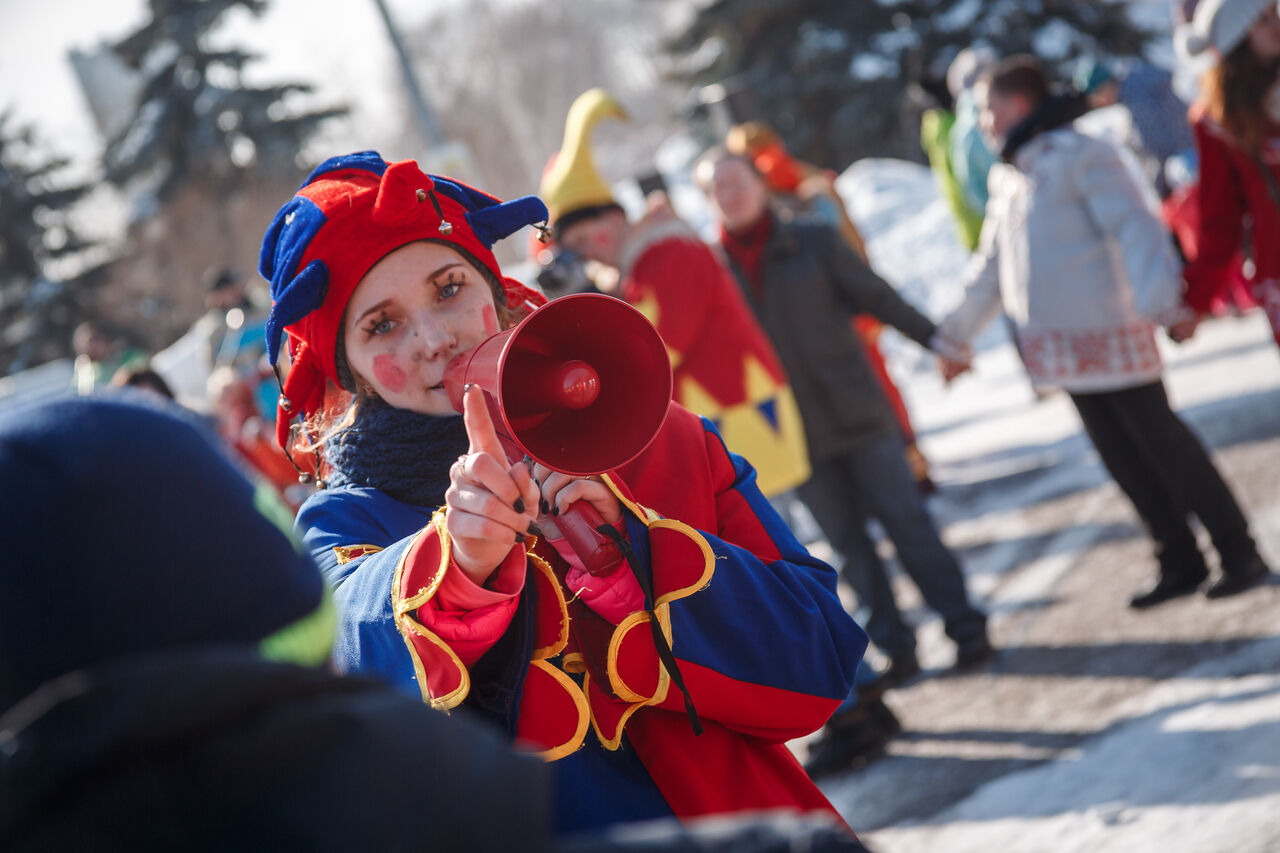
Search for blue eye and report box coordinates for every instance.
[438,272,467,300]
[364,316,394,337]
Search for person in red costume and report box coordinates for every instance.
[540,90,811,501]
[260,150,868,837]
[1174,0,1280,345]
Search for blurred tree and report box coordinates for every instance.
[402,0,686,244]
[96,0,348,351]
[105,0,347,202]
[0,112,111,374]
[665,0,1160,170]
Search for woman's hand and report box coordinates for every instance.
[939,356,972,384]
[444,385,540,585]
[530,462,623,533]
[1166,313,1201,343]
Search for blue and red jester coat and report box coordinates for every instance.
[298,402,867,835]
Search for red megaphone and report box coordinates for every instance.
[444,293,673,575]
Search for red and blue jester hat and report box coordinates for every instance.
[260,151,549,452]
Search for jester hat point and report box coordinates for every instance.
[540,88,628,232]
[260,151,548,448]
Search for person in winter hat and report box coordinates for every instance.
[939,55,1273,607]
[0,392,550,851]
[539,89,811,500]
[261,150,867,836]
[1073,54,1194,199]
[1174,0,1280,348]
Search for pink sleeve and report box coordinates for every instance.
[415,543,527,667]
[550,519,645,624]
[435,545,527,610]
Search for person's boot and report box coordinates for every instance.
[803,698,901,780]
[1206,554,1273,599]
[953,633,996,669]
[865,695,903,736]
[879,651,920,688]
[1130,567,1208,609]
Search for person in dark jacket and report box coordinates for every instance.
[0,393,550,852]
[694,147,993,684]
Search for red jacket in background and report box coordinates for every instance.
[1182,110,1280,342]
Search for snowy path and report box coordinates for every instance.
[836,314,1280,853]
[819,161,1280,852]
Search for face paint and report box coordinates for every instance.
[346,242,503,415]
[372,353,407,393]
[481,304,499,338]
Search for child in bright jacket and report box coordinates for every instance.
[260,151,867,836]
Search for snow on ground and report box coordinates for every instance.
[867,642,1280,853]
[828,158,1280,852]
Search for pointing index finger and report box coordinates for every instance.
[463,384,508,462]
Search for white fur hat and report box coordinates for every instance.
[1175,0,1275,58]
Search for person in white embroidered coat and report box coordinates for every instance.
[940,55,1272,609]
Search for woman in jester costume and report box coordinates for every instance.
[260,151,867,835]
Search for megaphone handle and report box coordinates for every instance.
[556,502,624,576]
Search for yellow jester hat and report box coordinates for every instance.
[540,88,628,236]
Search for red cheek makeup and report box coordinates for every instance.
[373,353,408,393]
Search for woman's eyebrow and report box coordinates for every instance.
[354,298,394,323]
[426,262,464,281]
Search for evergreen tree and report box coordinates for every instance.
[105,0,347,201]
[93,0,348,351]
[666,0,1159,170]
[0,112,109,374]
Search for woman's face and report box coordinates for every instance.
[702,156,770,233]
[1249,6,1280,61]
[342,241,501,415]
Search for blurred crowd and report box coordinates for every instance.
[69,266,309,509]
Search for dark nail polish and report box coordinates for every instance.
[551,504,560,516]
[513,497,526,513]
[539,498,550,515]
[528,522,543,537]
[515,531,526,544]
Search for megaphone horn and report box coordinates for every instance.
[444,293,673,574]
[445,293,672,475]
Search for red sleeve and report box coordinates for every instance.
[585,408,865,748]
[1184,120,1247,312]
